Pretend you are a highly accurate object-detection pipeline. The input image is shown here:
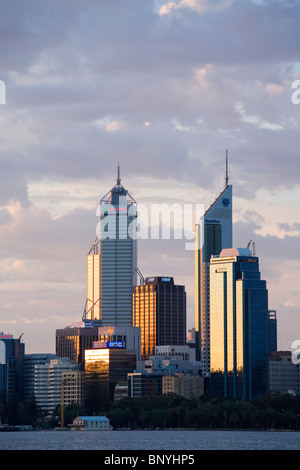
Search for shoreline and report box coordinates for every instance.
[1,426,298,433]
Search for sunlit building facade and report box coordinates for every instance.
[86,245,101,321]
[61,369,85,407]
[84,346,136,408]
[133,277,186,360]
[56,324,141,365]
[210,248,269,400]
[195,168,232,373]
[84,166,137,326]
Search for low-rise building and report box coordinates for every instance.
[70,416,112,431]
[162,373,204,399]
[128,355,202,397]
[269,351,300,395]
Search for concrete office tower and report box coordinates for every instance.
[133,276,186,360]
[84,166,138,326]
[195,153,232,374]
[210,248,269,400]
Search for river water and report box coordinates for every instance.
[0,429,299,450]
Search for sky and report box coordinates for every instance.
[0,0,299,354]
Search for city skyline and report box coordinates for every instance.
[0,1,299,354]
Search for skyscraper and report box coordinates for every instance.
[84,166,138,326]
[0,333,25,402]
[133,276,186,360]
[195,153,233,373]
[209,248,269,400]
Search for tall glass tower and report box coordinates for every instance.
[195,153,232,374]
[84,166,138,326]
[209,248,269,400]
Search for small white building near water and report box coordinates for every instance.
[70,416,112,431]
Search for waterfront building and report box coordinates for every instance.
[128,372,163,397]
[0,333,25,402]
[70,416,112,431]
[23,353,56,402]
[61,369,85,407]
[84,344,137,408]
[128,355,202,397]
[209,248,269,400]
[162,373,204,399]
[133,276,186,359]
[269,351,300,395]
[83,166,138,326]
[194,154,233,374]
[56,324,141,364]
[24,355,78,413]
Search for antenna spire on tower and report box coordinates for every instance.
[225,149,229,188]
[117,163,121,186]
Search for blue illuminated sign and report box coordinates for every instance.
[107,341,125,349]
[161,277,171,282]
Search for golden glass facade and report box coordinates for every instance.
[84,348,136,407]
[210,249,268,400]
[56,327,99,364]
[133,277,186,360]
[86,253,101,320]
[133,284,157,359]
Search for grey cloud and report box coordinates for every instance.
[234,219,300,263]
[0,208,11,225]
[278,222,300,232]
[1,0,298,196]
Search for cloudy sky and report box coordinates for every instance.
[0,0,299,354]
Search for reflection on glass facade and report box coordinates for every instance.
[56,327,99,364]
[210,248,269,400]
[0,336,25,402]
[128,372,163,397]
[56,325,141,365]
[195,183,232,374]
[84,348,136,406]
[133,277,186,360]
[86,250,100,320]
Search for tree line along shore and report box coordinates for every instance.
[1,390,300,431]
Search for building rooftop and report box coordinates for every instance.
[77,416,109,422]
[219,247,253,258]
